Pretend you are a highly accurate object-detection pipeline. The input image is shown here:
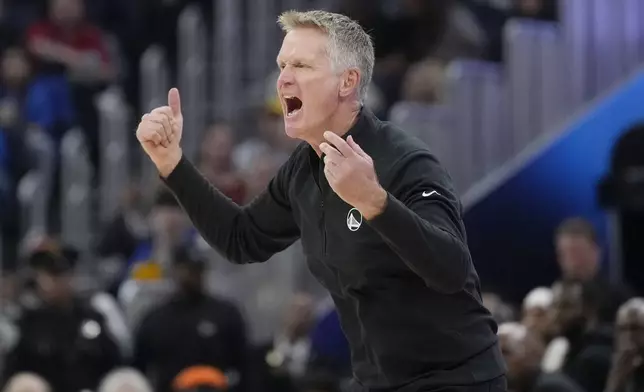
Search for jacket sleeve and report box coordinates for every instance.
[367,151,471,294]
[162,154,301,264]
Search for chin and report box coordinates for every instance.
[283,122,306,139]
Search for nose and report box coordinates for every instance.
[277,66,295,90]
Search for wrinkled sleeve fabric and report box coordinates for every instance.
[367,151,471,293]
[162,154,301,264]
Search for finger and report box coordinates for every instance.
[323,164,336,182]
[137,125,163,146]
[145,120,169,147]
[324,131,355,157]
[347,136,369,159]
[319,142,343,162]
[168,88,182,118]
[323,155,339,167]
[148,113,173,147]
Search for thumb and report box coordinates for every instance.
[168,87,182,117]
[347,136,369,159]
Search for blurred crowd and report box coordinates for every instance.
[486,217,644,392]
[3,0,640,392]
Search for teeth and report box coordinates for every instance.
[287,108,301,118]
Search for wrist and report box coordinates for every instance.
[360,186,388,220]
[157,148,183,178]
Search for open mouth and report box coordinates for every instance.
[284,96,303,117]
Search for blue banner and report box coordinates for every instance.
[464,70,644,303]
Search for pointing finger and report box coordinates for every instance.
[324,131,355,158]
[319,142,343,162]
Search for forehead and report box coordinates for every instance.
[277,27,329,63]
[557,234,593,248]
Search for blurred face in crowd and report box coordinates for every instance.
[1,48,30,86]
[517,0,543,15]
[201,124,234,168]
[498,324,544,388]
[150,206,190,246]
[616,300,644,354]
[245,152,279,199]
[276,27,357,142]
[521,287,553,339]
[35,271,73,304]
[172,264,204,295]
[556,233,600,281]
[522,306,551,339]
[50,0,84,26]
[548,282,585,336]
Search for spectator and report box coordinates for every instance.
[96,184,150,292]
[605,298,644,392]
[400,58,446,104]
[26,0,115,172]
[0,46,37,265]
[498,322,582,392]
[255,294,316,392]
[545,280,613,392]
[97,368,153,392]
[133,246,248,392]
[240,150,281,204]
[1,249,122,392]
[125,189,195,272]
[555,217,632,322]
[522,287,554,341]
[198,123,246,205]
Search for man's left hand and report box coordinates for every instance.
[320,131,387,220]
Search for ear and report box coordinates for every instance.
[339,68,360,98]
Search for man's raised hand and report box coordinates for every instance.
[319,132,387,219]
[136,88,184,177]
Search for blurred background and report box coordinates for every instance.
[1,0,644,391]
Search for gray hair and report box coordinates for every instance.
[278,10,375,101]
[3,373,51,392]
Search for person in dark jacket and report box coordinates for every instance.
[1,250,122,392]
[498,322,582,392]
[547,280,614,392]
[133,245,248,392]
[605,298,644,392]
[136,10,504,392]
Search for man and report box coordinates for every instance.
[545,281,613,392]
[605,298,644,392]
[522,287,554,341]
[136,10,504,391]
[133,246,248,392]
[497,322,582,392]
[1,250,122,392]
[554,217,631,321]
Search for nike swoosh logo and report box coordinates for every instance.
[422,190,439,197]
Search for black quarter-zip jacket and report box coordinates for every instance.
[162,108,505,391]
